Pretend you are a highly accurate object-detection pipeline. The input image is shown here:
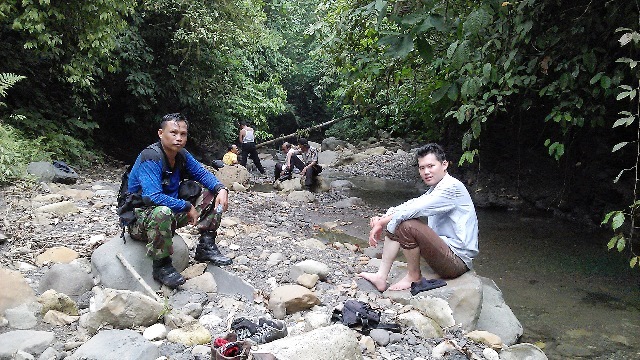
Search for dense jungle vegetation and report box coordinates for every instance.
[1,0,639,267]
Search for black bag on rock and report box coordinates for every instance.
[332,300,380,334]
[332,300,402,334]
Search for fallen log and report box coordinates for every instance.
[256,112,357,148]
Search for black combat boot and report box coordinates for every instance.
[152,256,186,289]
[195,232,232,266]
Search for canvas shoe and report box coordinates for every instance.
[230,317,258,341]
[249,318,288,344]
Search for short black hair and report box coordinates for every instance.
[160,113,189,129]
[227,145,234,151]
[298,138,309,147]
[416,143,446,162]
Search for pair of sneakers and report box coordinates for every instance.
[231,317,288,344]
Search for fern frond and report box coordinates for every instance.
[0,73,26,98]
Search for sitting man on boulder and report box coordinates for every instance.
[274,141,293,182]
[123,113,232,289]
[222,144,239,166]
[284,138,322,191]
[358,143,478,291]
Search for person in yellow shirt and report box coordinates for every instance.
[222,144,239,165]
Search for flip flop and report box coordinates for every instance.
[410,278,447,296]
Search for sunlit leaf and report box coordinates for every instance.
[612,142,629,152]
[631,256,638,268]
[612,212,625,230]
[613,116,635,127]
[616,237,626,252]
[607,237,617,250]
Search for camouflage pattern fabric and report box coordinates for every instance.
[128,189,221,259]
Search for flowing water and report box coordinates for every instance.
[319,171,640,359]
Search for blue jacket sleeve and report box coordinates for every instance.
[183,151,226,193]
[137,159,191,213]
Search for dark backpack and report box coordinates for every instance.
[331,300,402,334]
[332,300,380,334]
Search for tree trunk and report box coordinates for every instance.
[256,113,357,148]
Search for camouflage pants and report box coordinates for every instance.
[128,190,220,260]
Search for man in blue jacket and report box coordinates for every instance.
[126,113,232,288]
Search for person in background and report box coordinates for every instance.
[274,142,294,181]
[222,144,239,166]
[125,113,233,289]
[284,138,322,191]
[358,143,478,291]
[238,121,265,175]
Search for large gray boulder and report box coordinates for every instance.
[372,259,483,331]
[27,161,78,184]
[321,137,348,151]
[79,288,164,335]
[0,330,55,359]
[91,234,189,292]
[213,165,250,187]
[257,324,362,360]
[37,263,93,299]
[68,329,160,360]
[476,277,523,346]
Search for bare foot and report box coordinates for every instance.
[388,274,422,291]
[357,272,388,292]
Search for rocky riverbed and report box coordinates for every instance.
[0,139,547,360]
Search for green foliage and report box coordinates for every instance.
[0,122,50,184]
[601,26,640,268]
[325,117,376,140]
[0,73,26,102]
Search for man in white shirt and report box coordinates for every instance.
[358,143,478,291]
[284,138,322,190]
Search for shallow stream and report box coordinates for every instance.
[320,171,640,359]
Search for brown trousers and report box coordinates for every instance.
[387,219,468,279]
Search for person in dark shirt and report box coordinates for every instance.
[126,113,232,288]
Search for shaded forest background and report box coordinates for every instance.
[1,0,639,264]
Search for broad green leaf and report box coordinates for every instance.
[616,237,626,252]
[590,72,602,84]
[607,237,617,250]
[602,211,615,224]
[483,63,492,79]
[613,116,635,127]
[616,91,629,100]
[447,83,459,101]
[415,37,433,62]
[612,212,625,230]
[600,76,612,89]
[447,41,458,58]
[396,34,414,58]
[631,256,638,268]
[431,84,450,103]
[612,142,629,152]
